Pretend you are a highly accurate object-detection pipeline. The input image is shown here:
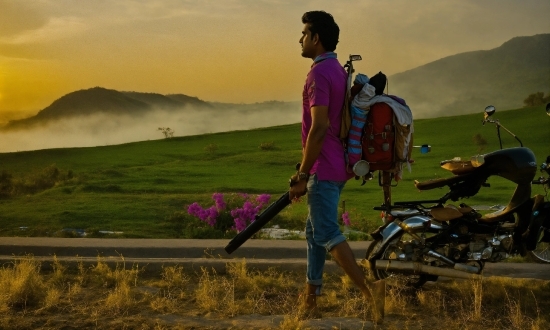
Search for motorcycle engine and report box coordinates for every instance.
[467,234,513,262]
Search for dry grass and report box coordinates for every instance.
[0,256,549,329]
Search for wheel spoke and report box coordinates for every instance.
[529,231,550,263]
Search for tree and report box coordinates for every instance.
[158,127,174,139]
[472,133,487,152]
[524,92,550,107]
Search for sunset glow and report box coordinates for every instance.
[1,0,549,122]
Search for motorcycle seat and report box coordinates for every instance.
[430,204,473,222]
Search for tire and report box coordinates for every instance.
[365,236,430,288]
[528,229,550,263]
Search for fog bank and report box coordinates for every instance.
[0,104,301,153]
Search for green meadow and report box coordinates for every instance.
[0,105,548,238]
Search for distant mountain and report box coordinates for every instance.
[165,94,213,108]
[2,87,212,130]
[389,33,550,118]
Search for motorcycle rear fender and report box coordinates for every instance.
[371,215,433,256]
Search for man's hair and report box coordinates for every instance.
[301,11,339,52]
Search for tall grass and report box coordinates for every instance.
[0,256,45,312]
[1,256,548,329]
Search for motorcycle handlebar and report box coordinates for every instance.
[373,199,443,211]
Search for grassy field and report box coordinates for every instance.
[0,105,548,238]
[0,256,549,329]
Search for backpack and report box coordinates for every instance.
[361,102,413,174]
[340,71,414,182]
[362,102,395,171]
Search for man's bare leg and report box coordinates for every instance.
[329,241,385,322]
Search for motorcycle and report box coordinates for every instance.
[365,105,549,287]
[526,154,550,263]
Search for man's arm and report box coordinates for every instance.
[289,105,330,200]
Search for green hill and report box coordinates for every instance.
[2,87,214,130]
[0,105,548,238]
[390,34,550,118]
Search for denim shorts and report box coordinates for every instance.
[305,174,347,286]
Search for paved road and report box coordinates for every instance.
[1,237,549,279]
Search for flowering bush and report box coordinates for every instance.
[187,193,271,232]
[341,211,351,226]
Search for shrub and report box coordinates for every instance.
[259,141,276,150]
[24,165,60,193]
[3,165,74,197]
[204,143,218,153]
[187,192,271,232]
[0,171,13,198]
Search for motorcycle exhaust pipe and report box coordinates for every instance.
[424,250,480,274]
[375,260,483,280]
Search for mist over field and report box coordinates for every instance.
[0,104,301,153]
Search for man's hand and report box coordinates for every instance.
[289,174,308,200]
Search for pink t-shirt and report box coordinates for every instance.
[302,57,349,181]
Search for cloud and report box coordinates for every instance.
[0,0,49,38]
[0,0,548,114]
[0,16,88,45]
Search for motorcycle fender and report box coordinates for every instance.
[372,215,433,256]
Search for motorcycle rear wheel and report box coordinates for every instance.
[365,237,430,288]
[528,229,550,263]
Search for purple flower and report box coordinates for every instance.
[187,192,272,231]
[200,206,215,226]
[187,202,203,217]
[256,194,271,206]
[212,193,226,211]
[342,212,351,226]
[187,202,218,226]
[234,217,247,232]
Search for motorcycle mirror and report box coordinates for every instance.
[546,103,550,116]
[484,105,496,120]
[349,54,362,62]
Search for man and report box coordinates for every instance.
[289,10,385,321]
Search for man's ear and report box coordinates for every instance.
[312,32,320,45]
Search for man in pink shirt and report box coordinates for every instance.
[289,11,385,322]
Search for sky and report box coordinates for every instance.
[0,0,549,123]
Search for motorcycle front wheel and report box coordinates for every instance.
[365,236,431,288]
[528,229,550,263]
